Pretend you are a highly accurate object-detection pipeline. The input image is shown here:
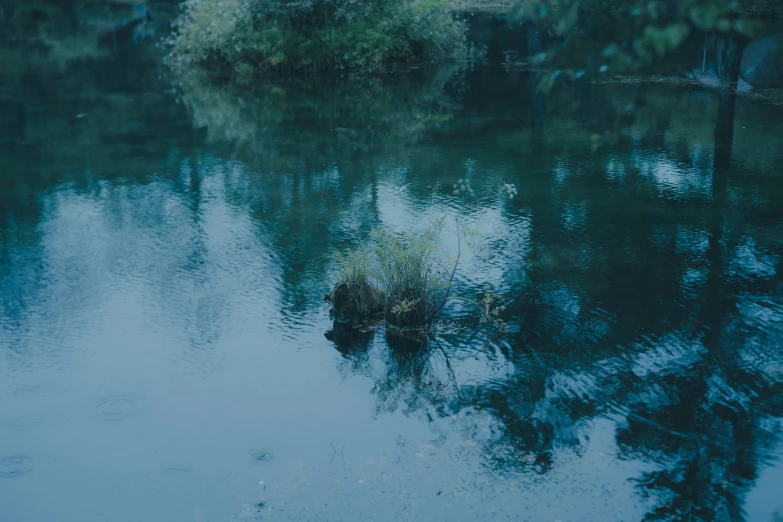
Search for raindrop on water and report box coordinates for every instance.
[87,393,147,422]
[0,456,33,478]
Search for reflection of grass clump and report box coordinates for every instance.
[169,0,466,75]
[327,217,507,336]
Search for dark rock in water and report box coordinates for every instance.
[741,33,783,88]
[326,280,383,324]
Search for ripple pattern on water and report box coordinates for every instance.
[87,393,147,422]
[3,56,783,522]
[0,456,33,478]
[250,449,275,462]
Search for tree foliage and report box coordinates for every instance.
[513,0,779,86]
[169,0,467,76]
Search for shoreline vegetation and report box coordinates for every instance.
[166,0,469,78]
[164,0,783,85]
[3,1,781,82]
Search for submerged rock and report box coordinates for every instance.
[741,33,783,88]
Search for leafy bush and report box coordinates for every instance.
[515,0,779,83]
[169,0,467,75]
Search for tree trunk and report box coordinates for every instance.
[715,32,748,88]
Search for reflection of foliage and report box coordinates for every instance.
[0,0,158,75]
[324,69,783,521]
[0,1,102,94]
[169,0,466,75]
[0,11,193,281]
[174,65,460,167]
[171,67,466,317]
[333,331,460,418]
[508,0,782,148]
[4,24,783,519]
[370,341,447,416]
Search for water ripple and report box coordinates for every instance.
[87,393,147,422]
[0,456,33,478]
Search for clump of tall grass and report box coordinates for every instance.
[334,243,371,283]
[325,243,384,325]
[327,216,508,335]
[372,222,444,329]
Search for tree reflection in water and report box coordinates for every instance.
[317,70,783,520]
[2,32,783,519]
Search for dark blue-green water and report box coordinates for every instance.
[2,30,783,522]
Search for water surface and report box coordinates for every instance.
[2,42,783,522]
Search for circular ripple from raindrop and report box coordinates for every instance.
[250,449,275,462]
[88,393,147,421]
[0,456,33,478]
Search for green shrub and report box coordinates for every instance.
[169,0,467,75]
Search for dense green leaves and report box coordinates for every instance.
[168,0,467,76]
[512,0,778,87]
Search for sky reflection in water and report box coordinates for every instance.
[2,46,783,522]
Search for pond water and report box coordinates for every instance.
[2,39,783,522]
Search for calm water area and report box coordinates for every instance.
[2,18,783,522]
